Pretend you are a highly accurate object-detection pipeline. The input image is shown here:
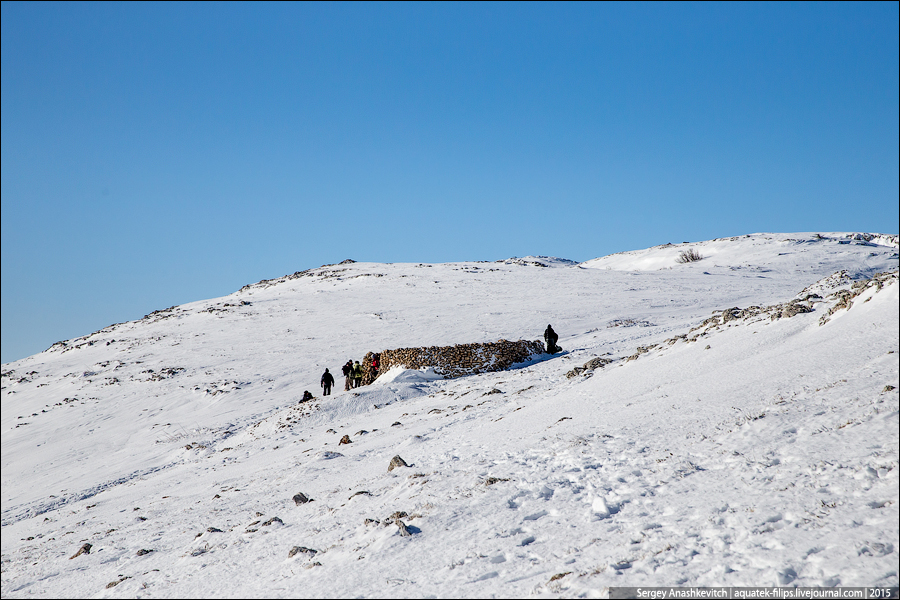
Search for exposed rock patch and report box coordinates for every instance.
[369,339,545,381]
[106,576,130,589]
[819,271,897,325]
[288,546,318,559]
[388,456,409,472]
[69,543,91,559]
[396,520,412,537]
[566,357,612,378]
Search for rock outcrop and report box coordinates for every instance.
[366,339,545,381]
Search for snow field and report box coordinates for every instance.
[1,232,897,597]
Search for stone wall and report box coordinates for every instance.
[362,339,546,382]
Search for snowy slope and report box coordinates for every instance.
[580,232,898,273]
[1,232,897,598]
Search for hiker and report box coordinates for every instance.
[544,324,559,354]
[371,355,379,379]
[321,368,335,396]
[352,361,364,388]
[342,360,353,391]
[301,390,314,402]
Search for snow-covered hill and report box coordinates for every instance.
[2,232,898,597]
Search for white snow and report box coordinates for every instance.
[1,232,897,597]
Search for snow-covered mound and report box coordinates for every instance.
[376,366,446,384]
[1,233,897,597]
[579,232,898,275]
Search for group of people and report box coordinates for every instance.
[302,356,381,401]
[303,327,560,403]
[340,359,369,391]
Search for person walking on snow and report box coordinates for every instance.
[342,360,353,391]
[544,324,559,354]
[352,361,364,388]
[321,368,335,396]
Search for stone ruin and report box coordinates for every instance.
[357,339,546,384]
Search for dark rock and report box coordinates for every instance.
[293,493,311,505]
[69,543,92,559]
[207,527,223,533]
[106,577,129,589]
[288,546,318,559]
[583,357,611,370]
[779,303,813,319]
[339,434,351,445]
[485,477,510,486]
[391,421,402,427]
[565,367,585,379]
[721,307,742,322]
[262,517,283,526]
[388,455,409,472]
[136,549,154,556]
[349,491,372,499]
[567,357,612,378]
[396,520,412,537]
[385,511,408,524]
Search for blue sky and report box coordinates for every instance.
[2,1,898,364]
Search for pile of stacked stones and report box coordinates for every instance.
[359,339,545,382]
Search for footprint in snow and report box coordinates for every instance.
[524,510,548,521]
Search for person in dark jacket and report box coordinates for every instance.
[321,368,335,396]
[301,390,314,402]
[544,324,559,354]
[342,360,353,391]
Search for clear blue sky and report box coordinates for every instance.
[2,1,898,364]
